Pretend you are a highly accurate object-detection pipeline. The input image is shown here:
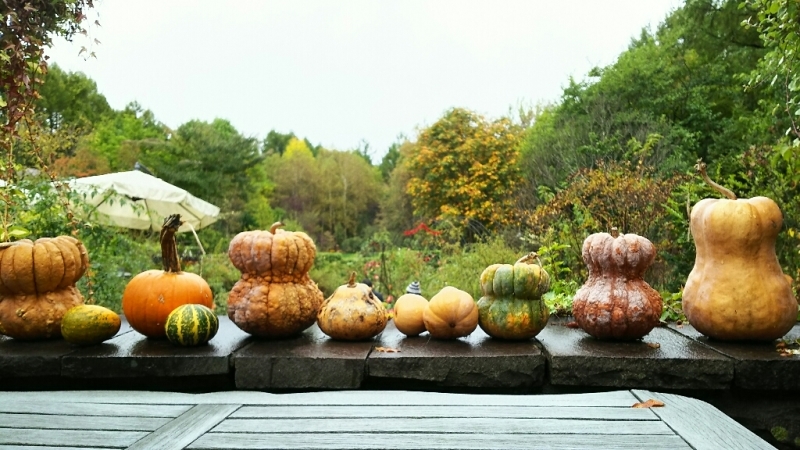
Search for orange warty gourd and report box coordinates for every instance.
[392,293,428,337]
[682,161,797,341]
[0,236,89,340]
[572,228,663,340]
[227,222,323,337]
[122,214,213,339]
[317,272,387,340]
[423,286,478,339]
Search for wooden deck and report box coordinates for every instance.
[0,389,776,449]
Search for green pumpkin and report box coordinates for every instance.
[61,304,122,346]
[477,253,550,340]
[165,304,219,346]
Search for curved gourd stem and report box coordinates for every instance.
[610,227,619,238]
[695,159,736,200]
[270,221,285,234]
[347,271,357,287]
[516,252,542,267]
[160,214,183,273]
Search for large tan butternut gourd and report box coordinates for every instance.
[683,161,797,341]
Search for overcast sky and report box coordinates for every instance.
[48,0,684,161]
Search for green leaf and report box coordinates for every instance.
[7,226,30,239]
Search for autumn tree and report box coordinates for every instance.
[266,137,322,234]
[406,108,523,235]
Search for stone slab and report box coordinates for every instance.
[367,321,545,390]
[538,318,734,390]
[233,323,373,390]
[61,316,252,379]
[670,323,800,390]
[0,317,133,380]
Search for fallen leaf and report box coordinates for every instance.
[565,321,580,329]
[375,347,400,353]
[647,342,661,349]
[632,399,665,408]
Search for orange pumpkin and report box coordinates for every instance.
[227,222,316,283]
[393,293,428,336]
[422,286,478,339]
[0,236,89,295]
[0,286,84,340]
[122,214,213,338]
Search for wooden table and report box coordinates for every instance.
[0,389,775,449]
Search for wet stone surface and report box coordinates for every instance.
[367,321,545,390]
[232,323,374,390]
[670,323,800,390]
[539,317,734,390]
[61,316,252,381]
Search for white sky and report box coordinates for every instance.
[48,0,684,162]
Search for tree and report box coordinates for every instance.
[406,108,522,235]
[87,102,167,170]
[379,137,405,182]
[378,141,416,236]
[266,137,322,234]
[36,64,112,131]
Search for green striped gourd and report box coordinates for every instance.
[165,304,219,346]
[477,252,551,340]
[61,304,121,346]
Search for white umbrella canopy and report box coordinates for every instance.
[66,170,220,233]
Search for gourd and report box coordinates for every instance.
[682,161,797,341]
[61,304,121,346]
[165,304,219,346]
[423,286,478,339]
[122,214,213,339]
[0,236,89,340]
[393,293,428,336]
[572,228,663,340]
[227,222,324,337]
[317,272,387,340]
[477,252,550,340]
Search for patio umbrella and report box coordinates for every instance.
[66,170,220,233]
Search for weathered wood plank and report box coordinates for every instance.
[0,389,640,407]
[190,432,691,449]
[633,389,776,450]
[233,324,373,389]
[213,417,674,434]
[367,321,545,389]
[0,413,169,431]
[0,428,146,448]
[0,401,189,418]
[126,404,240,450]
[231,405,658,420]
[538,318,734,390]
[61,316,251,379]
[0,446,116,450]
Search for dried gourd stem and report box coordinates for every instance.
[516,252,542,266]
[347,271,357,287]
[160,214,183,273]
[270,221,285,234]
[695,159,736,200]
[610,227,619,238]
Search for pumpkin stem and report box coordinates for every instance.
[270,222,285,234]
[610,227,619,238]
[160,214,183,273]
[516,252,542,266]
[695,159,736,200]
[347,271,357,287]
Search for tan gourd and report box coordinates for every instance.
[683,160,798,341]
[423,286,478,339]
[317,272,387,340]
[393,293,428,336]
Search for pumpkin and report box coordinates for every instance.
[0,236,89,295]
[0,286,84,340]
[165,304,219,346]
[393,293,428,336]
[122,214,213,339]
[423,286,478,339]
[227,222,324,338]
[317,272,387,340]
[477,253,551,340]
[572,228,663,340]
[61,304,121,346]
[227,222,316,282]
[682,161,797,341]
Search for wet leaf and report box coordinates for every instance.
[375,347,400,353]
[565,321,580,329]
[632,399,665,408]
[647,342,661,349]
